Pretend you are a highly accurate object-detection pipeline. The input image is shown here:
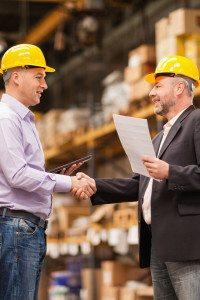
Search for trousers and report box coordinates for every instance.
[150,253,200,299]
[0,216,46,300]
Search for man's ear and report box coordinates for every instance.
[175,81,185,96]
[11,71,21,86]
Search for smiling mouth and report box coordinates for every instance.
[37,92,42,97]
[152,97,160,103]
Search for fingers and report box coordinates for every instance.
[70,174,96,200]
[142,157,169,180]
[70,171,97,201]
[76,189,89,200]
[75,172,96,192]
[142,155,156,163]
[71,187,91,200]
[76,172,90,180]
[71,176,95,192]
[61,163,83,176]
[86,184,96,195]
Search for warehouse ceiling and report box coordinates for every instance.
[0,0,198,111]
[0,0,150,53]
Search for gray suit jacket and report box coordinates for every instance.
[91,105,200,267]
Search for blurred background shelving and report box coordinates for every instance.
[1,1,200,299]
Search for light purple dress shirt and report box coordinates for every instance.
[0,94,71,220]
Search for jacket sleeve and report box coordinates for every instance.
[168,164,200,192]
[91,174,140,205]
[168,117,200,192]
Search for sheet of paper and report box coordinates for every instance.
[113,114,156,177]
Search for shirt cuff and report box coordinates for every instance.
[53,174,72,192]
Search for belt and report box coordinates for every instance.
[0,207,48,230]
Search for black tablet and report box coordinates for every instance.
[49,155,92,174]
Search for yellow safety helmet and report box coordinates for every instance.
[0,44,55,74]
[145,55,200,87]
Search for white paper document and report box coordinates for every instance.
[113,114,156,177]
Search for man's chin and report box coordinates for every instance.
[154,108,163,116]
[31,98,40,106]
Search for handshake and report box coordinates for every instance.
[70,173,96,200]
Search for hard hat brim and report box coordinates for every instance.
[145,72,200,88]
[144,73,156,84]
[0,65,55,74]
[195,80,200,87]
[45,65,55,73]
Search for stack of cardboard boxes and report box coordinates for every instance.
[124,44,156,101]
[81,261,153,300]
[35,109,64,149]
[155,8,200,67]
[35,108,90,150]
[101,71,130,123]
[123,8,200,106]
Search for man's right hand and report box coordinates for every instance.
[71,173,96,200]
[70,174,96,200]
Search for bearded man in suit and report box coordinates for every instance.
[73,55,200,300]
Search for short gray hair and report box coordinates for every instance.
[3,69,13,85]
[3,67,24,85]
[174,75,195,97]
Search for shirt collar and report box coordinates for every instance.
[1,93,34,120]
[164,108,188,129]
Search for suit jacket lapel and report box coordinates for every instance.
[158,105,195,158]
[140,132,163,196]
[158,123,181,158]
[153,131,163,156]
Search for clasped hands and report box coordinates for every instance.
[60,155,170,199]
[71,173,96,200]
[60,163,96,200]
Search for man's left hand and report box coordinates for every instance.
[142,155,169,180]
[60,163,83,176]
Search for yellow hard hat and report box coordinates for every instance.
[145,55,200,87]
[0,44,55,74]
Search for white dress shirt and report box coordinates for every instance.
[0,94,72,220]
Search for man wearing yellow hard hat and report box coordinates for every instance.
[75,55,200,299]
[0,44,95,300]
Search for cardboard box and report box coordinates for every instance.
[156,33,200,66]
[168,8,200,36]
[57,108,90,134]
[81,268,101,300]
[156,36,185,63]
[155,17,170,42]
[101,286,120,300]
[128,45,156,67]
[120,282,150,300]
[128,78,152,101]
[184,34,200,68]
[56,205,90,236]
[101,261,150,287]
[120,287,136,300]
[135,286,154,300]
[36,109,64,149]
[113,208,138,228]
[101,81,130,122]
[124,64,154,84]
[101,261,127,287]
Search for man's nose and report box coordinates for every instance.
[41,79,48,90]
[149,87,155,97]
